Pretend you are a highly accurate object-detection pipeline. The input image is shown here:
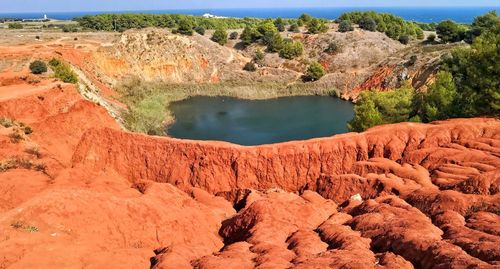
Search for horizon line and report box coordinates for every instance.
[1,5,499,14]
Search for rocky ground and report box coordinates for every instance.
[0,28,498,269]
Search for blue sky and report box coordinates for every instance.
[1,0,499,13]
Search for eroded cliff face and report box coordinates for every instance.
[72,118,499,196]
[89,28,251,85]
[83,28,456,99]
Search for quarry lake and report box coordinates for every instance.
[167,96,354,145]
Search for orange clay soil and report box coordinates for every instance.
[0,48,499,269]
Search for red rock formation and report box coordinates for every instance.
[1,66,499,268]
[72,118,499,196]
[342,65,395,100]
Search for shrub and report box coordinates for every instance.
[211,28,228,45]
[177,17,194,36]
[34,163,47,173]
[288,23,300,33]
[399,35,410,44]
[194,26,205,35]
[229,31,239,40]
[49,58,61,67]
[62,25,78,32]
[25,146,42,158]
[348,86,415,132]
[29,60,47,74]
[274,18,286,32]
[254,49,265,62]
[298,13,313,26]
[240,25,261,46]
[303,61,325,82]
[49,58,78,84]
[243,62,257,72]
[265,32,284,53]
[325,41,341,54]
[23,126,33,135]
[0,117,14,128]
[359,16,377,31]
[279,40,304,59]
[9,132,23,143]
[8,23,23,29]
[407,55,418,66]
[307,18,328,34]
[416,28,425,39]
[427,33,436,42]
[436,20,461,43]
[338,20,354,32]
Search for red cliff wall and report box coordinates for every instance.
[72,118,500,195]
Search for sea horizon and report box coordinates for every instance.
[1,6,498,23]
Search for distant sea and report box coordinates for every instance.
[1,7,498,24]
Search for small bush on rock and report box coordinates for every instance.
[243,62,257,72]
[303,61,325,82]
[29,60,47,74]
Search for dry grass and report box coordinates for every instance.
[8,132,24,143]
[0,157,47,173]
[25,146,42,158]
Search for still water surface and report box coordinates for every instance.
[167,96,354,146]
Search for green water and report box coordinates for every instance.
[167,96,354,145]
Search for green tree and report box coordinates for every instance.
[266,32,284,52]
[258,21,279,45]
[307,18,328,34]
[177,17,194,35]
[338,20,354,32]
[470,11,499,40]
[211,28,228,45]
[298,13,313,26]
[444,30,500,116]
[359,16,377,31]
[279,40,304,59]
[419,71,458,122]
[348,94,384,132]
[348,86,415,131]
[29,60,47,74]
[337,11,423,41]
[436,20,461,43]
[303,61,325,82]
[241,25,261,46]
